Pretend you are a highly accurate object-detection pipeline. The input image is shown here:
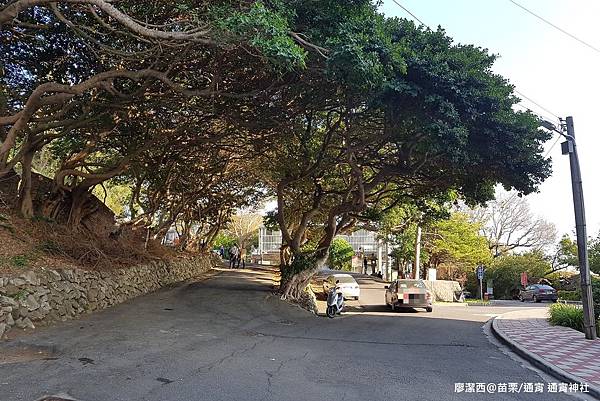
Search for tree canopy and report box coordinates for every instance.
[424,213,491,283]
[1,0,553,299]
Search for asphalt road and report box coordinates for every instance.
[0,267,590,401]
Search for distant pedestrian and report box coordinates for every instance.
[363,257,368,274]
[370,254,377,275]
[229,244,240,268]
[219,245,225,258]
[239,247,247,269]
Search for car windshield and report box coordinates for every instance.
[334,276,356,284]
[397,280,425,288]
[539,285,554,290]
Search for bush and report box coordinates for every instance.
[592,277,600,304]
[328,238,354,271]
[557,290,580,301]
[11,255,28,267]
[549,303,584,332]
[212,232,236,252]
[487,252,550,299]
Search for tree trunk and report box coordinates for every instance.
[18,150,34,218]
[179,219,191,251]
[279,245,292,268]
[67,187,90,229]
[280,248,328,300]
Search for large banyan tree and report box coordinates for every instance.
[1,0,551,298]
[245,3,552,299]
[0,0,307,232]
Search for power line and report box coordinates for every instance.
[514,103,559,126]
[508,0,600,55]
[390,0,428,28]
[513,103,561,158]
[543,133,562,158]
[513,90,561,120]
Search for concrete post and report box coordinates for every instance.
[564,116,596,339]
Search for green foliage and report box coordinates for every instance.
[282,252,317,283]
[0,254,32,268]
[553,277,600,315]
[328,238,355,271]
[2,0,554,282]
[426,213,491,279]
[591,277,600,314]
[551,234,578,272]
[263,211,280,231]
[36,240,62,255]
[548,233,600,275]
[379,201,447,272]
[557,290,580,301]
[212,232,237,250]
[249,232,259,249]
[544,271,572,288]
[12,290,28,301]
[549,303,585,333]
[487,252,550,299]
[11,255,29,268]
[92,183,133,218]
[589,235,600,275]
[212,2,306,71]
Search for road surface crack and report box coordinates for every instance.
[197,339,264,373]
[254,332,479,348]
[262,351,310,400]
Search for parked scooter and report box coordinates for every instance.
[326,280,344,318]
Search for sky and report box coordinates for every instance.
[379,0,600,238]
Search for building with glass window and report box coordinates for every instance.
[258,226,391,278]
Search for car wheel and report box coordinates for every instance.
[355,296,359,301]
[426,306,433,313]
[552,299,558,303]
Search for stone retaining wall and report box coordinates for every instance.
[0,255,219,338]
[424,280,462,302]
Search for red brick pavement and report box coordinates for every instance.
[494,308,600,388]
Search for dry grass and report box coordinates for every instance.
[0,208,183,275]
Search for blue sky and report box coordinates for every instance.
[380,0,600,238]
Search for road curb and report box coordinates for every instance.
[491,316,600,400]
[434,302,467,307]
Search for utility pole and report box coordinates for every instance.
[561,116,596,339]
[414,226,421,279]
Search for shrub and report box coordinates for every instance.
[37,240,62,254]
[549,303,584,332]
[557,290,581,301]
[212,233,236,252]
[328,238,355,271]
[487,252,550,299]
[11,254,30,268]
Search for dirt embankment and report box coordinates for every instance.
[0,172,183,275]
[0,208,183,276]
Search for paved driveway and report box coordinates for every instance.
[0,268,584,401]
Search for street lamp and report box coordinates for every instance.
[542,116,596,340]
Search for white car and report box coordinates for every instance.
[322,274,360,300]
